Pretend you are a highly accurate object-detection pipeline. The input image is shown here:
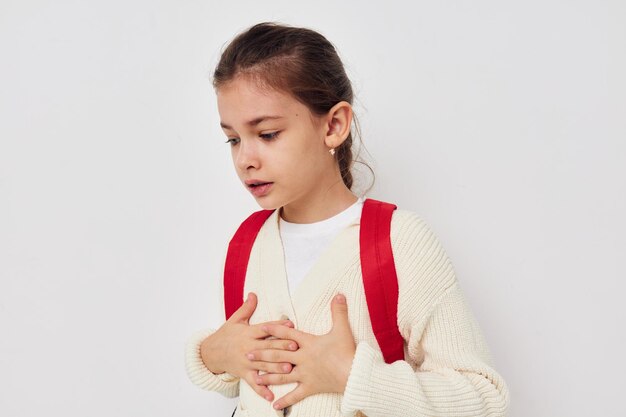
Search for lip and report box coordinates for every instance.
[245,179,274,197]
[245,179,271,186]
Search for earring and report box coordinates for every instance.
[329,148,335,156]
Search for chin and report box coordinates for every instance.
[253,196,282,211]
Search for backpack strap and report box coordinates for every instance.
[223,198,405,364]
[223,208,275,320]
[360,198,404,363]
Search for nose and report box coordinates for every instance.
[234,138,260,171]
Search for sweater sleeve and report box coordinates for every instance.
[340,210,510,417]
[184,328,240,397]
[184,243,241,398]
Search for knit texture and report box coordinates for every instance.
[184,208,510,417]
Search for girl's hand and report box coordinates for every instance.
[247,294,357,411]
[200,292,299,402]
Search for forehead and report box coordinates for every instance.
[216,76,310,127]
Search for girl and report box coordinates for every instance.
[185,22,509,417]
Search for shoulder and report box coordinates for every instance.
[389,208,447,263]
[389,208,428,239]
[389,207,455,285]
[389,208,458,323]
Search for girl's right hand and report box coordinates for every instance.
[199,292,298,401]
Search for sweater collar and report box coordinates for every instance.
[257,207,362,329]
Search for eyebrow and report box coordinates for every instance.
[220,115,284,130]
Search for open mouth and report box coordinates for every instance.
[248,182,272,188]
[247,181,273,197]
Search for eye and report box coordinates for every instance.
[225,138,239,146]
[260,131,280,140]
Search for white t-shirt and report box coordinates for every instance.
[278,196,364,295]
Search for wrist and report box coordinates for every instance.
[335,346,356,393]
[200,333,225,374]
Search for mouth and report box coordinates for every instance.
[245,180,274,197]
[247,181,273,188]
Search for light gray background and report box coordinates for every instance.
[1,1,624,416]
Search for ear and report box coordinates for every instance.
[323,101,353,149]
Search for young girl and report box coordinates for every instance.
[185,22,509,417]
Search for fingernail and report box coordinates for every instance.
[246,353,254,360]
[289,343,297,350]
[282,364,290,371]
[273,403,281,410]
[336,294,345,303]
[265,395,272,401]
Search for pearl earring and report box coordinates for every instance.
[329,148,335,156]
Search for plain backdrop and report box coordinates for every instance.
[1,1,624,416]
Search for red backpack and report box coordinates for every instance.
[223,198,404,364]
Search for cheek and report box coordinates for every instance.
[270,133,326,180]
[286,156,326,185]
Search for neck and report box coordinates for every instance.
[279,182,358,224]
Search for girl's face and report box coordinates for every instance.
[216,75,348,213]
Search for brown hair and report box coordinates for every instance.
[212,21,374,193]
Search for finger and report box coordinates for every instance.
[249,321,294,339]
[255,338,299,352]
[330,293,350,332]
[256,319,294,328]
[244,370,275,402]
[248,359,294,374]
[229,292,257,324]
[247,348,297,365]
[273,384,308,411]
[261,323,307,343]
[261,319,295,328]
[255,371,297,387]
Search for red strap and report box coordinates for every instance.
[223,208,275,320]
[360,198,404,363]
[223,198,404,364]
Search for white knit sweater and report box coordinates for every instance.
[185,207,510,417]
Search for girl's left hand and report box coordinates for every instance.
[247,293,356,411]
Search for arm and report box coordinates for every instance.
[184,245,241,398]
[341,282,509,417]
[340,211,510,417]
[184,328,240,398]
